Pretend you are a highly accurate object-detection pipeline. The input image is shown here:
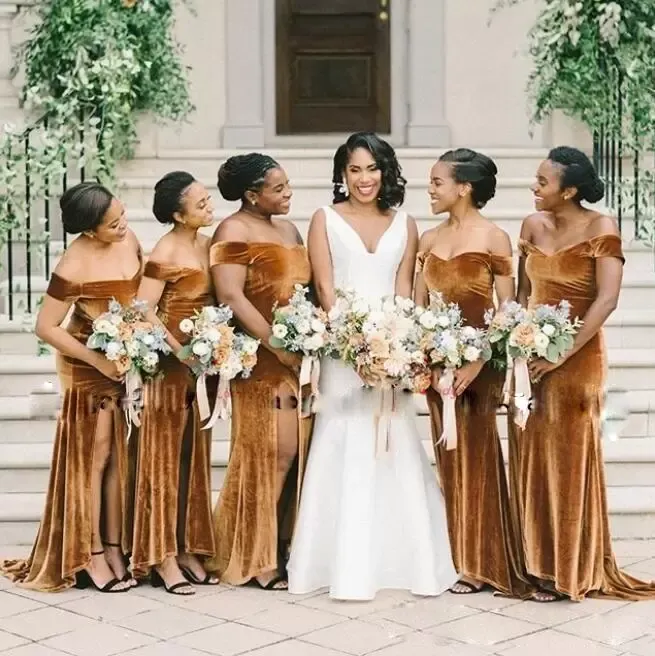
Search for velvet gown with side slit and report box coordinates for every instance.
[418,250,532,598]
[127,261,216,578]
[511,235,655,600]
[206,241,313,585]
[0,264,142,591]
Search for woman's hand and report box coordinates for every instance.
[176,349,202,375]
[276,349,302,375]
[528,357,564,384]
[453,360,484,396]
[91,352,124,382]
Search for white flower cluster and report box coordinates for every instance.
[87,298,172,377]
[269,285,329,356]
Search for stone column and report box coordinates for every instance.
[406,0,450,147]
[0,1,19,123]
[221,0,265,148]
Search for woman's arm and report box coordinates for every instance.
[395,215,419,298]
[490,227,516,305]
[307,209,336,311]
[137,275,184,355]
[413,228,435,307]
[516,218,533,306]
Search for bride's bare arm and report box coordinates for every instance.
[395,215,419,298]
[307,208,336,311]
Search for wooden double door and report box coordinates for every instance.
[276,0,392,134]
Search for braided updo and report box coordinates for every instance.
[548,146,605,203]
[217,153,280,202]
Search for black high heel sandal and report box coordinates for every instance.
[180,566,220,586]
[75,551,130,593]
[103,542,138,587]
[151,568,195,595]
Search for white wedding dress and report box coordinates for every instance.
[287,206,457,600]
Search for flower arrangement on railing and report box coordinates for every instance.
[0,0,193,246]
[491,0,655,247]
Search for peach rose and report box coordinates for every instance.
[509,323,537,349]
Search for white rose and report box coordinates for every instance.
[310,318,326,334]
[303,333,325,351]
[272,324,288,339]
[105,342,122,361]
[441,332,458,352]
[351,299,370,315]
[463,345,481,362]
[382,298,396,314]
[541,323,556,337]
[534,332,550,350]
[242,338,259,355]
[192,341,211,357]
[296,320,311,335]
[141,333,155,346]
[204,306,220,322]
[414,305,425,316]
[179,318,194,334]
[126,341,140,358]
[436,315,451,328]
[143,352,159,369]
[328,305,341,321]
[109,314,123,326]
[205,327,221,343]
[461,326,478,340]
[419,311,438,330]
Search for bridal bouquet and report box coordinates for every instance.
[485,300,582,428]
[328,290,431,393]
[269,284,329,414]
[420,291,491,450]
[178,305,259,426]
[87,298,172,431]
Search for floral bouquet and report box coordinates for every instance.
[269,284,329,415]
[327,291,434,456]
[421,291,491,450]
[485,300,582,429]
[87,298,172,431]
[178,305,259,427]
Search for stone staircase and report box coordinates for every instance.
[0,146,654,547]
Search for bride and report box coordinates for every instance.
[287,132,457,600]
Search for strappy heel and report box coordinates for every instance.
[103,542,138,587]
[180,566,219,586]
[75,551,130,593]
[151,568,195,595]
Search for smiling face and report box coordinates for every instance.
[427,161,471,215]
[531,159,573,212]
[343,147,382,205]
[176,181,214,229]
[248,167,293,216]
[92,198,128,243]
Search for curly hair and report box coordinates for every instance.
[332,132,406,210]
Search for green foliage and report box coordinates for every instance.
[0,0,193,246]
[492,0,655,245]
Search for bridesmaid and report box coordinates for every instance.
[206,153,312,590]
[414,149,531,597]
[1,183,141,592]
[512,146,655,601]
[128,172,219,595]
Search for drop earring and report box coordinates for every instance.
[338,182,349,197]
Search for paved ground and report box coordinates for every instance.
[0,541,654,656]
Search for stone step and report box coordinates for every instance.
[115,147,552,184]
[2,484,653,545]
[3,308,655,356]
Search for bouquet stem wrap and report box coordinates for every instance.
[123,369,143,440]
[374,387,396,457]
[299,355,320,417]
[436,368,457,451]
[512,357,532,429]
[197,374,232,430]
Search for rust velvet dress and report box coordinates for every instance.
[206,241,313,584]
[127,261,216,578]
[419,251,531,597]
[511,235,655,600]
[1,269,141,591]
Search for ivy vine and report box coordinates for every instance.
[492,0,655,246]
[0,0,193,247]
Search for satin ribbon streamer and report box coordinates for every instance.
[374,386,395,457]
[197,374,232,430]
[123,369,143,441]
[512,357,532,429]
[436,368,457,451]
[299,355,320,418]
